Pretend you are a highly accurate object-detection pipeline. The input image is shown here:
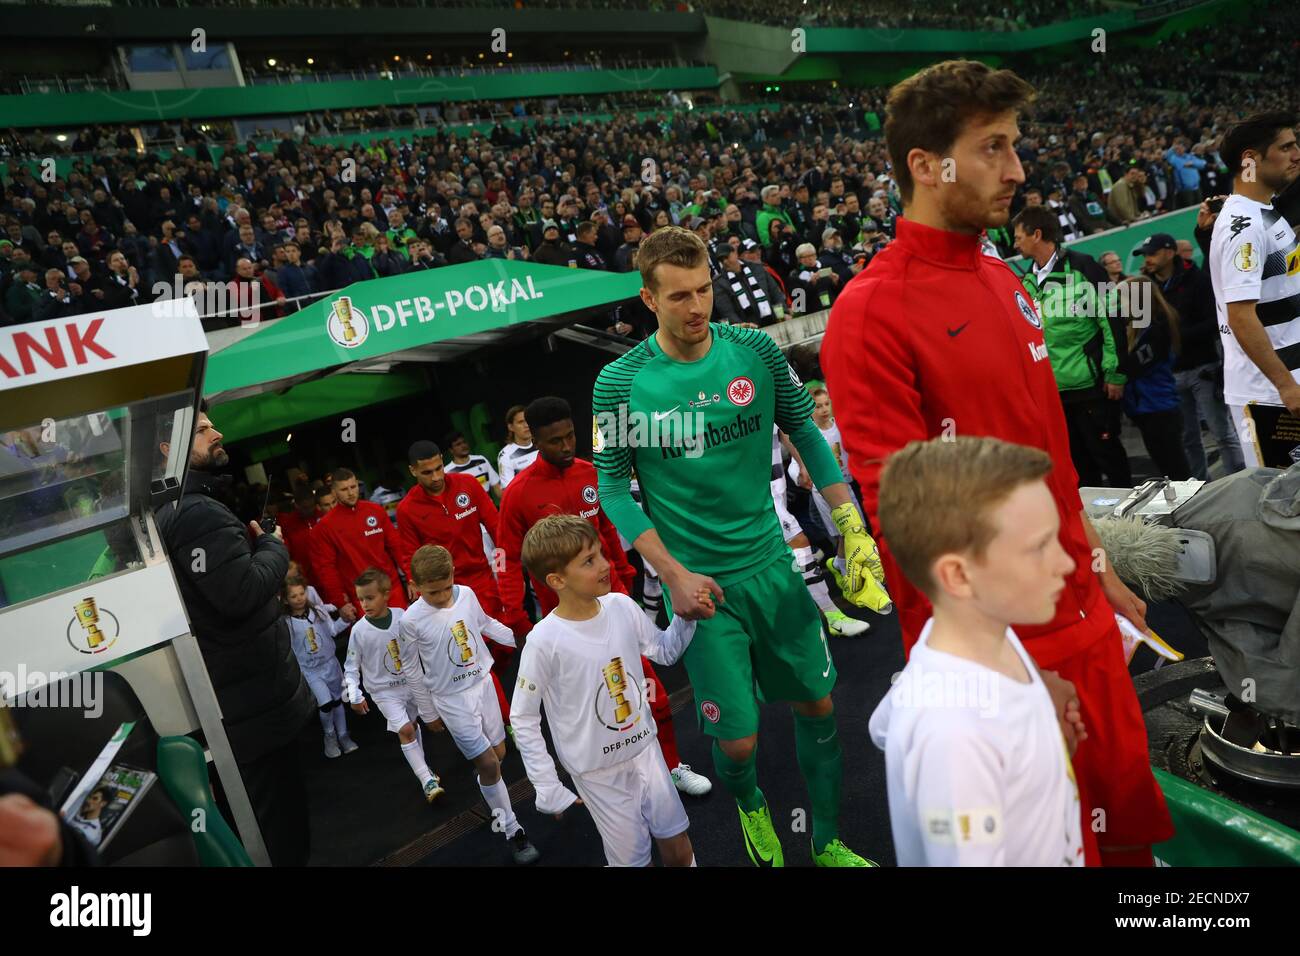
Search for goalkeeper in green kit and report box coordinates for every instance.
[593,227,893,867]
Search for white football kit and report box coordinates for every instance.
[344,607,422,732]
[287,606,347,705]
[497,442,540,488]
[868,619,1084,866]
[770,427,802,543]
[400,585,516,759]
[1209,192,1300,466]
[445,453,502,493]
[511,593,695,866]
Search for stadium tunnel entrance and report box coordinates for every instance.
[200,260,654,513]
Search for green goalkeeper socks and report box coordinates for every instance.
[794,711,842,851]
[712,739,765,813]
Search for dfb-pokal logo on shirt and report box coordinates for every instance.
[594,656,643,732]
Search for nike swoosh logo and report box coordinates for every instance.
[653,407,680,421]
[822,663,832,679]
[947,322,970,337]
[816,733,836,744]
[741,826,776,867]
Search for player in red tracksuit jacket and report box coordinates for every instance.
[495,396,713,797]
[278,487,321,586]
[822,59,1171,866]
[310,468,409,620]
[396,439,517,725]
[395,441,526,633]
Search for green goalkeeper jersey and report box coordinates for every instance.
[593,322,842,587]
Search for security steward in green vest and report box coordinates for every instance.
[1012,205,1132,488]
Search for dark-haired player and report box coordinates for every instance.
[823,58,1173,865]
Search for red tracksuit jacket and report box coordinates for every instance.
[309,499,407,610]
[496,456,637,617]
[822,216,1109,668]
[278,510,319,585]
[824,217,1173,856]
[395,473,499,588]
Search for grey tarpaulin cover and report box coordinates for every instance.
[1173,463,1300,724]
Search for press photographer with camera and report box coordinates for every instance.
[154,403,315,866]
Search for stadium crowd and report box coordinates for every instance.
[78,0,1107,30]
[0,9,1293,335]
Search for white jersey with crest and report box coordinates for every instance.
[286,606,346,673]
[1209,192,1300,406]
[398,585,515,699]
[510,593,694,811]
[497,442,540,488]
[343,606,410,704]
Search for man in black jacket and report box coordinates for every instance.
[613,215,643,273]
[531,220,573,267]
[33,269,84,322]
[712,242,783,327]
[572,221,607,270]
[446,218,480,266]
[154,406,314,866]
[1136,232,1245,479]
[1067,173,1110,235]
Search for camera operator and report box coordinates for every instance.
[154,403,314,866]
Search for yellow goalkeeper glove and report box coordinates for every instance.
[830,502,892,613]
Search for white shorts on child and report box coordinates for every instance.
[303,659,344,707]
[571,743,689,867]
[424,677,504,760]
[370,686,419,733]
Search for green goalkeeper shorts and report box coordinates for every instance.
[665,552,836,740]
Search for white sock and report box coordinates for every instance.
[478,775,521,839]
[400,738,433,784]
[793,547,835,612]
[806,576,835,613]
[318,709,334,735]
[331,704,349,739]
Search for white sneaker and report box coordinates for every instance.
[339,735,359,754]
[323,733,341,759]
[826,609,870,638]
[671,763,713,796]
